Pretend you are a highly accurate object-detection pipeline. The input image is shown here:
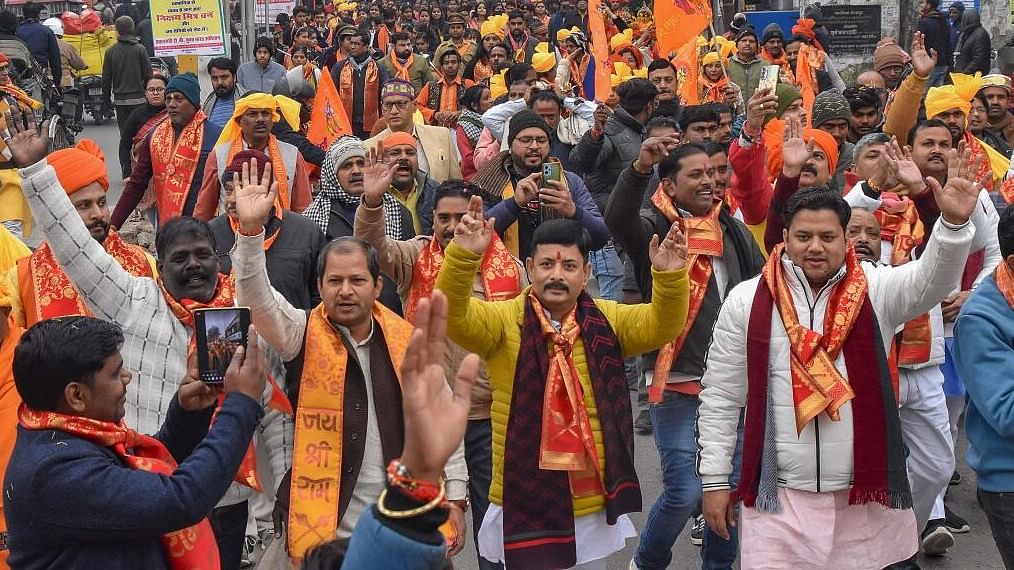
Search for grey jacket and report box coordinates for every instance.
[569,105,645,214]
[201,84,248,117]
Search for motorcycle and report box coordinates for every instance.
[77,74,108,125]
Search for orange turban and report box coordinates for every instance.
[766,124,839,182]
[383,131,416,151]
[47,139,109,194]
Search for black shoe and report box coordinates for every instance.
[690,514,705,546]
[634,409,653,434]
[949,470,961,485]
[921,520,954,556]
[944,505,970,533]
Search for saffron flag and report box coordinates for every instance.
[671,37,702,105]
[588,0,612,101]
[307,67,353,151]
[655,0,712,60]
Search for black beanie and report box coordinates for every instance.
[507,110,553,146]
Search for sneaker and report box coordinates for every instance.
[634,409,653,434]
[949,470,961,485]
[921,520,954,556]
[690,514,705,546]
[944,505,970,533]
[240,535,257,568]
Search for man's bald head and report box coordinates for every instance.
[856,71,886,90]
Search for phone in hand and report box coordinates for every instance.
[539,162,565,221]
[759,64,779,96]
[194,307,251,384]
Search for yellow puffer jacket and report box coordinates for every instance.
[436,242,690,516]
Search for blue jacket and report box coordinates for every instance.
[15,21,60,82]
[3,394,263,569]
[343,507,447,569]
[953,274,1014,493]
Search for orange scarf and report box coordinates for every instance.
[0,316,22,559]
[339,58,381,132]
[760,50,792,79]
[227,212,282,251]
[964,132,993,192]
[699,75,730,104]
[226,137,290,209]
[996,261,1014,310]
[473,59,493,83]
[151,111,208,223]
[404,234,520,323]
[288,302,414,561]
[0,84,42,111]
[794,44,823,122]
[16,230,154,327]
[766,243,862,433]
[376,25,392,54]
[647,188,723,403]
[1000,176,1014,205]
[18,404,221,569]
[528,293,603,499]
[389,53,416,81]
[875,195,930,365]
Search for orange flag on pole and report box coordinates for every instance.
[588,0,612,102]
[654,0,713,60]
[307,68,352,151]
[671,37,703,105]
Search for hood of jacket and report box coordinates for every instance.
[960,9,980,33]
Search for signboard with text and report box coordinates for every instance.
[821,4,882,56]
[256,0,298,25]
[151,0,227,56]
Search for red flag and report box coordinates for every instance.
[307,67,352,150]
[588,0,612,102]
[654,0,712,60]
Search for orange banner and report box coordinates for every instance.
[588,0,612,102]
[671,38,701,105]
[654,0,712,60]
[307,67,353,151]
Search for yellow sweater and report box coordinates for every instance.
[436,242,690,516]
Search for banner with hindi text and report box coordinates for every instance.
[151,0,227,57]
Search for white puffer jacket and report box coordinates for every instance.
[697,219,974,494]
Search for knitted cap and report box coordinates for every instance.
[166,72,201,107]
[381,79,415,101]
[874,43,906,73]
[774,82,803,117]
[762,23,784,44]
[222,149,271,185]
[327,136,366,168]
[736,26,758,43]
[507,110,552,146]
[811,90,850,128]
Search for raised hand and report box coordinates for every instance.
[4,107,49,168]
[885,136,926,192]
[926,147,979,226]
[453,195,496,255]
[593,102,610,132]
[234,158,279,234]
[781,114,815,178]
[399,291,479,485]
[745,86,778,134]
[649,220,689,272]
[634,136,681,173]
[362,144,399,208]
[909,31,938,79]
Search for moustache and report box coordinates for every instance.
[801,163,818,175]
[348,173,364,183]
[854,243,873,256]
[928,153,945,163]
[544,281,569,292]
[396,159,411,170]
[87,220,109,232]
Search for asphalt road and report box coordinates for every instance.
[72,104,1006,570]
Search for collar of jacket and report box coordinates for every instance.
[607,105,644,134]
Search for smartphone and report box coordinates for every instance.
[541,162,562,188]
[194,307,251,384]
[759,64,779,96]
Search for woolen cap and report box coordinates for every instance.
[507,110,552,146]
[165,72,201,107]
[811,90,851,128]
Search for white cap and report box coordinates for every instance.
[43,17,63,37]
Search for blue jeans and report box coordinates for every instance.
[465,419,502,570]
[928,66,949,88]
[589,242,625,302]
[635,391,742,570]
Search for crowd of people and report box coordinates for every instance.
[0,0,1011,569]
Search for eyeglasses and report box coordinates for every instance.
[515,136,549,146]
[146,87,166,94]
[382,100,412,111]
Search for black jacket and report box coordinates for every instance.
[954,10,991,75]
[570,105,645,215]
[918,10,953,69]
[271,119,325,167]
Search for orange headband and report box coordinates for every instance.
[383,131,417,151]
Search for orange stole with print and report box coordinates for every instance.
[875,195,931,365]
[151,111,208,222]
[340,60,380,132]
[287,302,414,561]
[18,404,221,569]
[647,189,723,403]
[404,233,521,323]
[996,260,1014,310]
[16,230,154,327]
[225,137,290,209]
[964,132,993,191]
[766,243,862,434]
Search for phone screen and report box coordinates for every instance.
[759,64,779,96]
[194,307,250,384]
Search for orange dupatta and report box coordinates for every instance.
[996,260,1014,310]
[16,231,154,327]
[18,404,221,569]
[288,302,413,561]
[339,59,381,132]
[151,111,208,222]
[647,188,723,402]
[388,53,416,81]
[766,243,862,433]
[528,293,603,499]
[404,233,521,323]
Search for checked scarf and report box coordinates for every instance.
[303,150,404,238]
[502,292,640,569]
[18,405,222,569]
[739,247,911,512]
